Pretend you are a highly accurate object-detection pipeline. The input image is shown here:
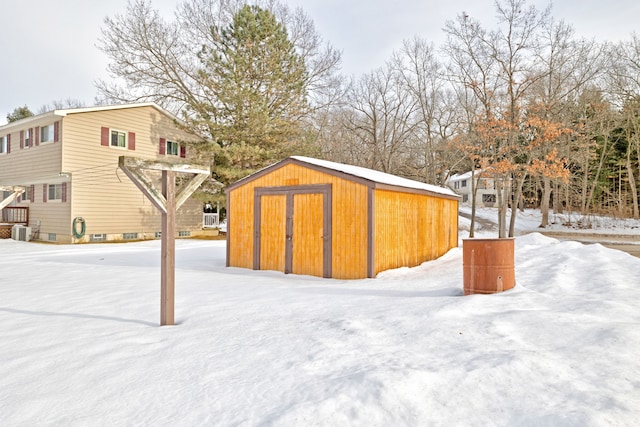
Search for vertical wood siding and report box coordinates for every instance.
[373,189,458,275]
[291,193,324,277]
[259,195,287,272]
[228,163,369,279]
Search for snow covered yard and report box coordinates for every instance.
[1,231,640,425]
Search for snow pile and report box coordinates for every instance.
[1,233,640,425]
[461,206,640,236]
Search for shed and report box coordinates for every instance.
[225,156,460,279]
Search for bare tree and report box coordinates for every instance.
[523,18,608,228]
[96,0,343,121]
[387,37,461,184]
[607,33,640,218]
[444,0,550,237]
[340,65,419,174]
[37,98,86,114]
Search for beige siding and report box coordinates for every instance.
[0,105,204,243]
[62,106,202,242]
[0,121,64,184]
[0,118,69,240]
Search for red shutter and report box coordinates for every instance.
[43,184,48,203]
[101,127,110,146]
[54,121,60,142]
[29,128,33,147]
[159,138,166,155]
[180,145,186,158]
[20,130,24,149]
[30,185,35,203]
[128,132,136,150]
[6,134,10,153]
[35,126,40,146]
[62,182,67,203]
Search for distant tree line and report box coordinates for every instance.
[90,0,640,231]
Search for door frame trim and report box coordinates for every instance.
[254,184,332,278]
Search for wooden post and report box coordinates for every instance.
[118,156,210,326]
[161,171,176,325]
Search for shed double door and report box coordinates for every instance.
[254,185,332,278]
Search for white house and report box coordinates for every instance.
[446,170,498,208]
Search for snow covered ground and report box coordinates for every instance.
[1,211,639,425]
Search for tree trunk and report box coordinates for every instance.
[469,167,480,238]
[627,138,639,219]
[540,176,552,227]
[508,172,527,237]
[497,175,509,238]
[553,181,563,214]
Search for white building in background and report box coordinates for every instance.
[445,170,498,208]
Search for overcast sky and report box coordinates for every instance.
[1,0,638,125]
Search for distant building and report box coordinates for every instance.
[445,170,498,208]
[0,103,205,243]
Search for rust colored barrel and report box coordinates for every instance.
[463,238,515,295]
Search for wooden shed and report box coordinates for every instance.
[225,156,459,279]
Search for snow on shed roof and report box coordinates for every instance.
[227,156,458,198]
[291,156,457,197]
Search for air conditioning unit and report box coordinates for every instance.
[11,225,32,242]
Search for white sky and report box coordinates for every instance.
[1,0,638,125]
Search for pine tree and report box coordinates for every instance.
[186,5,314,184]
[6,105,34,123]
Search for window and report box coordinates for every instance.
[123,233,138,240]
[482,194,496,204]
[462,194,469,203]
[21,186,31,203]
[90,234,107,242]
[24,129,31,148]
[454,181,460,189]
[461,179,467,188]
[166,140,179,156]
[48,184,63,201]
[111,130,127,148]
[0,136,6,154]
[40,125,55,143]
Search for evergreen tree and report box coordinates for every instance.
[6,105,34,123]
[185,5,315,184]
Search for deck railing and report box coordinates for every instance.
[1,206,29,225]
[203,213,220,228]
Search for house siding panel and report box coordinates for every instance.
[61,106,201,240]
[0,104,202,243]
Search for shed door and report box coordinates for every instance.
[291,193,324,277]
[254,184,332,278]
[259,194,287,272]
